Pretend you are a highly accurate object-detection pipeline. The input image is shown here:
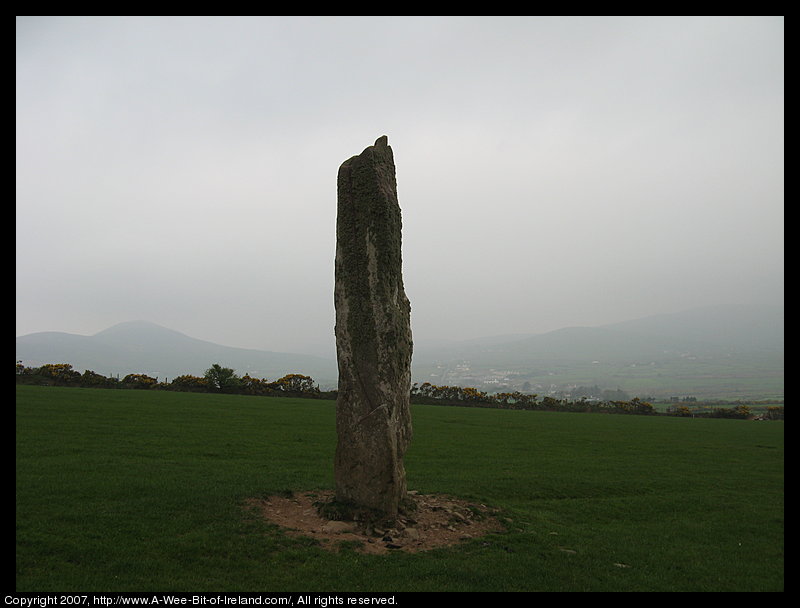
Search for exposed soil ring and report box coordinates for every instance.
[246,490,505,555]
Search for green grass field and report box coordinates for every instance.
[15,385,783,592]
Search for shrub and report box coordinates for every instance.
[37,363,81,386]
[273,373,318,394]
[122,373,158,389]
[81,370,115,388]
[240,374,274,396]
[170,375,209,392]
[765,406,784,420]
[204,364,241,393]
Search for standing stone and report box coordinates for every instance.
[333,135,413,518]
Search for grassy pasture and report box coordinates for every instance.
[16,385,783,592]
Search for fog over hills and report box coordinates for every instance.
[16,320,339,387]
[17,304,783,398]
[411,304,783,400]
[415,303,784,363]
[17,17,783,400]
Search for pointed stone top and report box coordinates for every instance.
[374,135,389,148]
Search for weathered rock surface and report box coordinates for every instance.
[333,135,413,517]
[321,520,355,534]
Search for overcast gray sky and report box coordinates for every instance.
[16,16,784,356]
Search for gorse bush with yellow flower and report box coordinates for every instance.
[16,361,323,399]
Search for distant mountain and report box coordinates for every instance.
[603,304,784,353]
[415,304,784,366]
[411,304,783,399]
[16,320,338,387]
[16,304,784,399]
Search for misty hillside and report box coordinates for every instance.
[603,304,784,352]
[16,304,783,399]
[414,304,783,365]
[16,321,339,387]
[411,304,783,399]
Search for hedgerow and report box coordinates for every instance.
[16,360,781,419]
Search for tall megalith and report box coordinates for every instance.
[333,135,413,518]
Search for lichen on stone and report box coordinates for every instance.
[333,136,413,517]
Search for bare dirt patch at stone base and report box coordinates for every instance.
[245,490,505,555]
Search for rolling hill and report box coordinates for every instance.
[415,304,783,362]
[15,321,339,387]
[16,304,783,399]
[411,304,784,400]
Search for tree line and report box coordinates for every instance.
[411,381,658,414]
[16,361,783,420]
[411,381,783,419]
[15,362,330,399]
